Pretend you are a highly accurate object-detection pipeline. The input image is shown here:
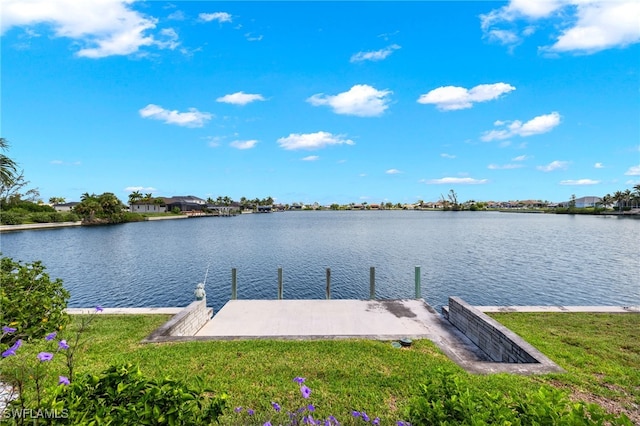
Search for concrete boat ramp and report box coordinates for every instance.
[192,299,562,374]
[196,299,447,340]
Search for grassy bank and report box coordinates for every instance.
[489,312,640,420]
[8,312,638,424]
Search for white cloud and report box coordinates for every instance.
[277,132,355,151]
[216,92,265,105]
[487,163,523,170]
[350,44,401,62]
[441,153,456,159]
[302,155,320,161]
[417,83,515,111]
[537,160,569,172]
[125,186,157,192]
[420,177,489,185]
[245,33,263,42]
[167,10,186,21]
[0,0,173,58]
[559,179,601,185]
[486,29,520,46]
[385,169,402,174]
[481,0,640,54]
[50,160,81,166]
[307,84,392,117]
[139,104,212,127]
[594,162,604,169]
[512,155,529,161]
[481,112,561,141]
[205,136,223,147]
[230,140,258,150]
[198,12,232,23]
[624,165,640,175]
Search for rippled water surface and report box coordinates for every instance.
[2,211,638,312]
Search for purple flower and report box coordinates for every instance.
[264,422,272,426]
[307,404,315,412]
[328,415,340,425]
[361,412,370,422]
[37,352,54,362]
[294,376,306,384]
[2,326,16,334]
[352,411,361,418]
[271,402,281,412]
[95,305,104,312]
[2,339,22,358]
[372,418,380,425]
[234,407,243,413]
[247,409,255,416]
[45,332,57,341]
[58,340,69,350]
[300,384,312,399]
[58,376,70,386]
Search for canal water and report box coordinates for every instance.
[1,211,638,313]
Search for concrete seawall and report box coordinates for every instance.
[0,221,83,232]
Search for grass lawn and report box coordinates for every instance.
[488,312,640,423]
[9,312,638,424]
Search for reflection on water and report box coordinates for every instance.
[1,211,638,313]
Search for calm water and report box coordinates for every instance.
[1,211,638,313]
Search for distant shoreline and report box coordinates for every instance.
[0,215,187,233]
[2,209,637,233]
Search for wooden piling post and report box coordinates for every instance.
[278,267,283,300]
[231,268,237,300]
[326,268,331,299]
[415,265,421,299]
[370,266,375,299]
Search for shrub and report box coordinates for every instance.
[0,257,70,345]
[44,363,227,425]
[30,212,53,223]
[404,368,632,425]
[62,212,80,222]
[0,210,24,225]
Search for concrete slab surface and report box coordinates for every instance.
[196,299,441,339]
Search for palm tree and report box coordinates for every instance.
[49,196,65,205]
[128,191,142,205]
[633,185,640,208]
[0,138,18,188]
[613,191,624,212]
[80,192,95,202]
[623,189,632,211]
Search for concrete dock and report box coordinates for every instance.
[196,299,443,339]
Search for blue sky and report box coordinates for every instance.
[2,0,639,205]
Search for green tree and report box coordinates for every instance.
[74,192,125,222]
[49,196,66,205]
[0,256,70,345]
[0,138,18,189]
[613,190,624,212]
[128,190,142,204]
